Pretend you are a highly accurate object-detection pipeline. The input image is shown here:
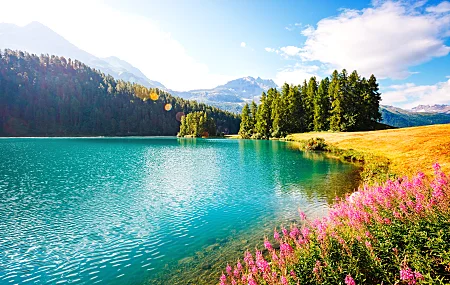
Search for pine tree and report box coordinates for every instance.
[239,103,252,138]
[329,70,343,131]
[313,77,330,131]
[367,74,382,124]
[306,77,318,131]
[255,92,271,139]
[250,101,258,134]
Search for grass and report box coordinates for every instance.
[285,124,450,179]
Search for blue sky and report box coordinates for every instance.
[1,0,450,108]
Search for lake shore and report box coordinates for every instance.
[285,124,450,179]
[229,124,450,184]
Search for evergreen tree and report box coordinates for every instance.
[285,84,304,133]
[306,77,318,131]
[255,92,271,139]
[313,77,330,131]
[329,70,343,131]
[178,111,216,137]
[239,103,252,138]
[367,74,382,124]
[250,101,258,134]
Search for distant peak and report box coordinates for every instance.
[26,21,47,28]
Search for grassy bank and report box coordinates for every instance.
[285,124,450,183]
[219,124,450,284]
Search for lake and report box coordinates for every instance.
[0,138,360,284]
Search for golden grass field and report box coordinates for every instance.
[286,124,450,177]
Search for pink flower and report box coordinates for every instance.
[226,264,232,275]
[289,227,300,239]
[345,274,356,285]
[220,273,227,283]
[280,276,288,285]
[400,266,417,285]
[274,230,280,241]
[433,162,441,172]
[264,239,273,251]
[282,227,288,237]
[298,209,307,220]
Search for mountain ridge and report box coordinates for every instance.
[0,21,166,89]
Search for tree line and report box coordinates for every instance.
[239,69,382,139]
[0,49,240,137]
[178,111,217,137]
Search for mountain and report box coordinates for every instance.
[410,104,450,114]
[381,105,450,128]
[0,21,166,89]
[171,76,278,106]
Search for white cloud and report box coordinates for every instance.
[382,78,450,108]
[274,64,320,86]
[0,0,233,91]
[265,47,276,52]
[297,1,450,80]
[280,46,302,57]
[240,42,247,48]
[426,1,450,13]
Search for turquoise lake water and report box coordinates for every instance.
[0,138,360,284]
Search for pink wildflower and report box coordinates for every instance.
[274,230,280,241]
[400,267,415,284]
[220,273,227,283]
[433,162,441,172]
[282,227,288,237]
[280,276,288,285]
[226,264,232,275]
[264,239,273,251]
[345,274,356,285]
[289,227,300,239]
[298,209,307,220]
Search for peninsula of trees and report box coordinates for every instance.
[239,70,382,139]
[0,49,240,137]
[178,111,217,137]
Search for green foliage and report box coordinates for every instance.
[178,111,216,137]
[239,69,382,140]
[299,137,327,151]
[0,49,240,137]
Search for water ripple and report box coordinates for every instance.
[0,138,359,284]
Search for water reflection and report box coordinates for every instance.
[0,138,359,285]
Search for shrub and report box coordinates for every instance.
[220,164,450,285]
[301,137,327,151]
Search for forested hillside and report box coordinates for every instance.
[0,49,240,136]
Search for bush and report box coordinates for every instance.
[220,164,450,285]
[302,137,327,151]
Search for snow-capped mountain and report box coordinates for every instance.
[171,76,278,103]
[410,104,450,114]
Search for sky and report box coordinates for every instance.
[0,0,450,108]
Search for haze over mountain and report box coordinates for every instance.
[381,105,450,128]
[173,76,277,102]
[0,21,278,110]
[410,104,450,114]
[0,21,166,89]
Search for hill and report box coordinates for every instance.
[0,49,240,136]
[0,21,166,89]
